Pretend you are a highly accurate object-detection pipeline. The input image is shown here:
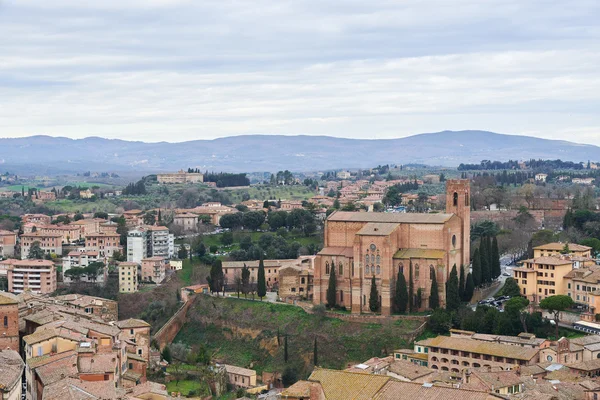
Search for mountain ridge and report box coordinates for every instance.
[0,130,598,174]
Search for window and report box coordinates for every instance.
[130,329,134,335]
[430,265,435,280]
[376,265,381,275]
[325,262,329,275]
[399,263,404,274]
[452,235,456,248]
[301,277,305,284]
[3,316,7,327]
[465,193,470,206]
[339,262,343,275]
[415,264,419,279]
[129,363,133,370]
[453,192,458,206]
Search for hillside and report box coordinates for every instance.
[1,131,599,174]
[174,295,423,377]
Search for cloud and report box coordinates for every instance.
[0,0,599,144]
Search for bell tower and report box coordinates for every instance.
[445,179,471,266]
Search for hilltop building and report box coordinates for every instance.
[157,170,204,184]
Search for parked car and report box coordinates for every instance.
[502,272,510,277]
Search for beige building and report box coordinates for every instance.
[21,214,52,225]
[173,213,199,232]
[157,170,204,184]
[20,232,63,259]
[278,264,314,300]
[0,350,25,400]
[116,319,151,362]
[223,257,315,290]
[39,224,83,244]
[119,262,139,293]
[223,364,257,388]
[3,259,56,294]
[534,242,592,258]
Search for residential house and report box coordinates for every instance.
[127,229,148,263]
[534,243,593,258]
[0,350,25,400]
[85,232,121,259]
[141,257,166,283]
[21,214,52,225]
[535,173,548,182]
[222,364,257,389]
[0,230,16,258]
[3,259,56,294]
[119,262,139,293]
[20,232,63,259]
[62,251,103,283]
[173,213,199,232]
[116,319,151,362]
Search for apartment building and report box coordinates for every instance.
[415,335,540,372]
[141,257,166,283]
[21,214,52,225]
[4,259,56,294]
[0,229,16,258]
[119,262,139,293]
[127,229,148,263]
[62,251,104,283]
[534,242,592,258]
[145,226,174,258]
[20,232,63,259]
[513,256,577,303]
[39,224,82,243]
[85,232,121,258]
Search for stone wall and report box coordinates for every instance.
[153,295,197,350]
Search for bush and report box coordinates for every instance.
[427,309,452,335]
[282,366,298,386]
[312,304,327,319]
[210,245,218,253]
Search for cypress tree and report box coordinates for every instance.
[408,260,414,313]
[492,236,501,279]
[480,238,490,284]
[429,271,439,310]
[257,257,267,300]
[465,272,475,302]
[459,265,466,301]
[472,248,482,287]
[487,236,494,278]
[369,275,379,312]
[207,259,224,294]
[313,337,318,366]
[395,268,408,313]
[326,261,337,308]
[284,335,288,363]
[446,264,460,311]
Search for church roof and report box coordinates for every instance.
[319,247,354,257]
[356,223,399,236]
[327,211,454,224]
[393,248,446,259]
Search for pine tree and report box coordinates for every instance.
[369,275,379,312]
[257,258,267,300]
[472,247,482,287]
[395,268,408,313]
[429,271,439,310]
[480,238,490,284]
[326,261,337,308]
[284,335,288,363]
[492,236,501,279]
[446,264,461,311]
[313,337,318,366]
[408,260,414,313]
[465,272,475,302]
[459,265,465,301]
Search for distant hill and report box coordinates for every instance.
[0,130,598,174]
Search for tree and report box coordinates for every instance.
[464,273,475,302]
[242,211,266,231]
[408,260,414,313]
[178,246,188,259]
[313,337,318,366]
[491,236,501,279]
[161,346,172,364]
[284,335,289,363]
[64,267,84,282]
[540,295,574,340]
[428,309,452,334]
[429,271,439,310]
[560,242,571,254]
[326,260,337,308]
[499,278,521,297]
[143,212,156,226]
[472,248,482,287]
[207,259,224,294]
[74,213,84,221]
[480,238,490,284]
[220,231,234,246]
[241,264,250,299]
[83,262,104,282]
[257,258,266,300]
[94,211,109,219]
[458,265,465,301]
[504,297,530,333]
[369,275,379,312]
[445,265,460,311]
[395,268,408,313]
[28,241,45,259]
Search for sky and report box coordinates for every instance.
[0,0,599,144]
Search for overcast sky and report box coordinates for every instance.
[1,0,599,144]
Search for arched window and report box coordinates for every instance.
[301,277,305,284]
[415,264,419,279]
[399,263,404,274]
[339,262,343,275]
[3,316,7,327]
[430,265,435,280]
[451,368,459,373]
[376,265,381,275]
[365,254,369,264]
[376,255,380,264]
[365,265,369,274]
[465,192,470,206]
[431,357,438,362]
[453,192,458,206]
[452,235,456,248]
[371,254,375,263]
[431,365,439,370]
[325,262,329,275]
[441,366,449,371]
[473,363,481,368]
[462,361,470,366]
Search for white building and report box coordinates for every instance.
[535,173,548,182]
[337,171,351,179]
[127,229,148,263]
[62,250,104,283]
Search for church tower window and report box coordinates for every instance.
[325,262,329,275]
[339,262,343,275]
[415,264,420,279]
[430,265,435,280]
[453,192,458,206]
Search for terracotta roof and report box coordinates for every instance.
[280,380,321,398]
[416,336,539,361]
[328,211,454,224]
[356,222,400,236]
[126,352,146,362]
[0,350,24,391]
[129,381,168,398]
[519,257,574,266]
[28,350,77,369]
[393,248,446,260]
[43,378,119,400]
[116,318,150,329]
[534,243,592,252]
[374,380,500,400]
[388,359,433,380]
[35,353,78,385]
[308,368,390,400]
[468,369,524,390]
[21,232,63,237]
[567,358,600,371]
[78,353,117,374]
[318,247,354,257]
[0,291,19,305]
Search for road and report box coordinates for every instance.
[470,255,515,310]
